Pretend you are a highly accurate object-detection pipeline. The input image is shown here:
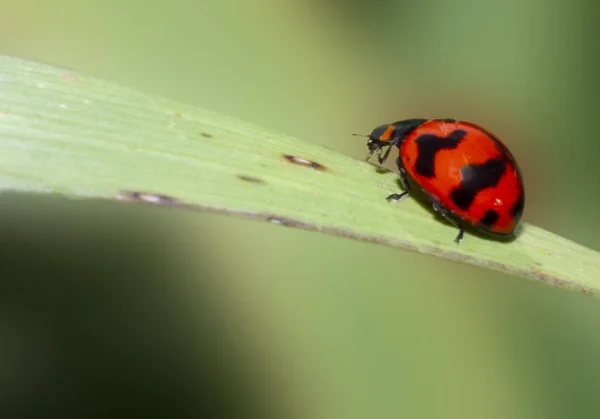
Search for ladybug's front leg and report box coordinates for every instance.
[386,162,410,202]
[377,144,393,164]
[431,201,465,244]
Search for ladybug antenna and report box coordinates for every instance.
[352,133,369,138]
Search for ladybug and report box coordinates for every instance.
[363,118,525,243]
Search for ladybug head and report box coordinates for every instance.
[365,124,397,164]
[358,119,427,164]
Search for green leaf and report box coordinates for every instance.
[0,55,598,295]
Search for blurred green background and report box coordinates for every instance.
[2,0,600,417]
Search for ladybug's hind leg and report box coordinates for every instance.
[386,165,411,202]
[454,228,465,244]
[431,201,465,244]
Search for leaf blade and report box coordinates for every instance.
[0,55,599,295]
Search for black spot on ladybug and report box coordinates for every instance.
[414,129,466,178]
[283,155,326,171]
[509,194,524,218]
[116,191,179,206]
[450,157,506,210]
[237,175,265,184]
[200,132,213,138]
[480,210,500,227]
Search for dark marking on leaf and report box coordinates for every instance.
[200,132,213,138]
[266,216,296,227]
[116,191,179,206]
[237,175,265,184]
[450,157,506,210]
[283,155,326,171]
[414,129,467,178]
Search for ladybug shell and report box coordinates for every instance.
[397,119,524,236]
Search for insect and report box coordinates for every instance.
[362,118,525,243]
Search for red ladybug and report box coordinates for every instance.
[364,118,525,243]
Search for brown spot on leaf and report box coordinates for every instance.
[266,216,294,226]
[283,155,326,171]
[200,132,213,138]
[116,191,179,206]
[237,175,265,184]
[532,269,566,287]
[62,73,80,81]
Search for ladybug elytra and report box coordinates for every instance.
[364,118,525,243]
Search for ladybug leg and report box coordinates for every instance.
[453,228,465,244]
[386,192,408,201]
[386,166,410,201]
[378,144,393,164]
[432,201,465,244]
[396,165,411,193]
